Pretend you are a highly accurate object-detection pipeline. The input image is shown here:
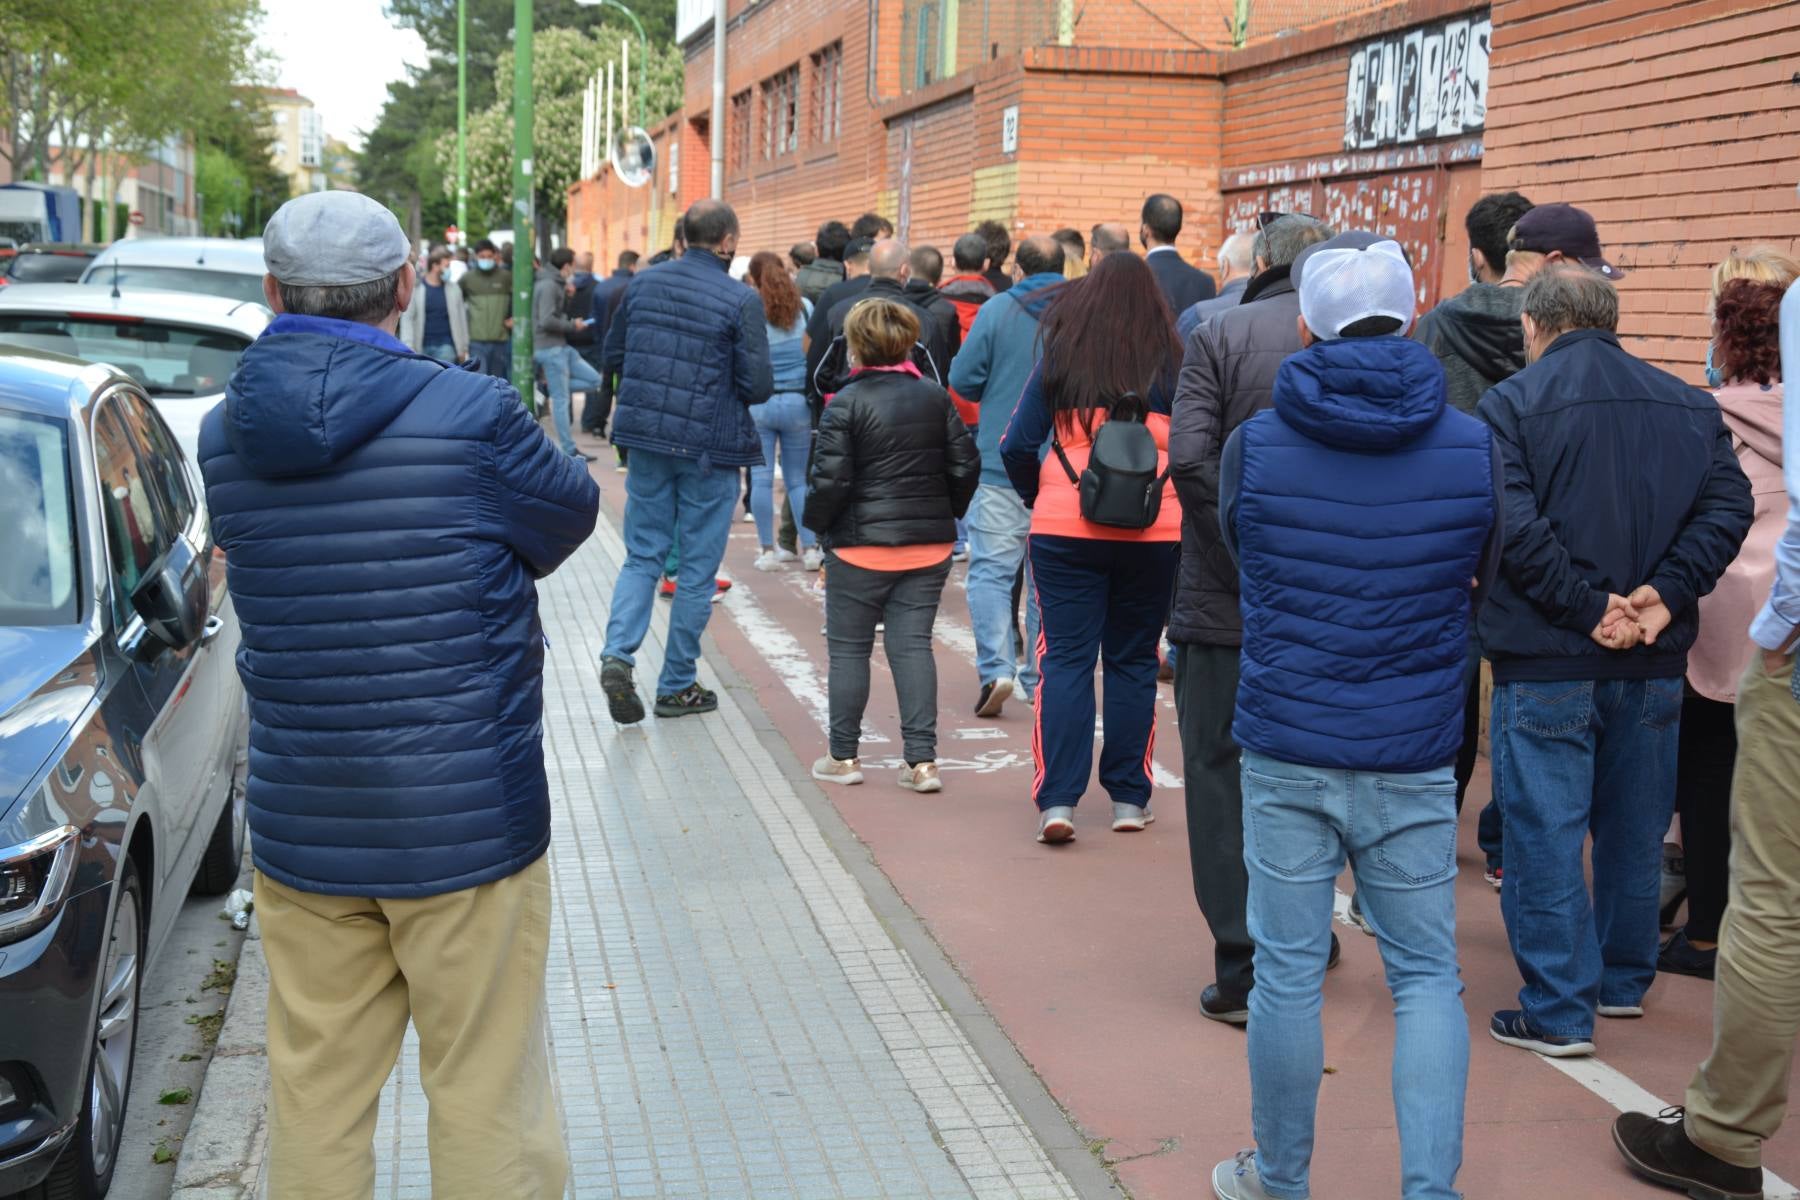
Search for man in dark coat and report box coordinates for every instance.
[809,239,952,404]
[581,249,639,437]
[796,219,850,303]
[600,200,773,723]
[1141,193,1216,313]
[904,243,963,359]
[1167,214,1333,1025]
[199,191,597,1195]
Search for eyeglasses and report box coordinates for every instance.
[1256,211,1290,230]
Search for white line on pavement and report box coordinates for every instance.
[718,582,891,744]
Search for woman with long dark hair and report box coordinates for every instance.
[1000,251,1184,844]
[746,250,819,569]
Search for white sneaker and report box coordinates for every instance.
[1037,806,1075,844]
[812,755,864,785]
[753,550,782,571]
[774,547,799,563]
[803,547,824,571]
[899,762,942,793]
[741,510,754,523]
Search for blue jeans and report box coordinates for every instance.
[1241,751,1468,1200]
[749,392,814,550]
[470,339,510,379]
[964,484,1039,695]
[423,341,457,362]
[534,345,600,455]
[1492,676,1682,1038]
[601,449,741,695]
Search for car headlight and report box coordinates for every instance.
[0,825,79,946]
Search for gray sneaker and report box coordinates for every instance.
[1037,805,1075,844]
[1111,802,1154,832]
[1213,1149,1276,1199]
[600,655,645,725]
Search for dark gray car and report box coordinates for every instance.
[0,346,244,1199]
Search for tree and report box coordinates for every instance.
[357,65,461,241]
[454,25,681,247]
[197,90,290,235]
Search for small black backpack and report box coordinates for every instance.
[1050,393,1169,530]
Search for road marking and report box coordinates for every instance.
[953,726,1009,740]
[717,583,890,744]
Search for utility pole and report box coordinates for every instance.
[511,0,535,402]
[710,0,725,198]
[457,0,468,236]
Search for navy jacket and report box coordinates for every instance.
[200,314,600,898]
[1146,247,1217,315]
[1476,330,1754,683]
[603,247,773,468]
[588,268,633,355]
[1224,336,1499,772]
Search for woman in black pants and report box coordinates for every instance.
[804,298,980,793]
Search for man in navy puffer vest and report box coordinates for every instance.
[600,198,773,722]
[1209,236,1501,1200]
[199,192,598,1198]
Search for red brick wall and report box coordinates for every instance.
[566,118,685,267]
[1482,0,1800,379]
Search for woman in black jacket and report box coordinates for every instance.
[804,298,980,793]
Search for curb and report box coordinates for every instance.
[171,913,269,1200]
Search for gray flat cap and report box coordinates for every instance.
[263,191,410,287]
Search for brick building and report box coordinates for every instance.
[568,0,1800,382]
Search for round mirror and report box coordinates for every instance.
[611,126,656,188]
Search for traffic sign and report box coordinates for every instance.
[128,211,145,226]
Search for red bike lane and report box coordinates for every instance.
[592,472,1800,1199]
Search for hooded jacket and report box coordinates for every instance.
[532,266,580,349]
[939,274,994,339]
[198,314,600,898]
[1411,282,1528,414]
[1689,380,1786,702]
[1167,266,1302,646]
[1222,335,1498,772]
[906,277,965,359]
[1476,329,1754,683]
[948,272,1065,487]
[795,255,845,304]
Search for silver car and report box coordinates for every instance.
[0,284,270,456]
[77,238,266,309]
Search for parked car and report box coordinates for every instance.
[0,345,245,1200]
[78,238,265,308]
[0,246,103,288]
[0,285,270,456]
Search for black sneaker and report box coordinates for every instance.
[1613,1108,1763,1199]
[655,683,718,718]
[974,677,1013,717]
[1327,931,1342,970]
[1658,930,1719,980]
[1489,1009,1595,1058]
[600,655,644,725]
[1200,984,1249,1026]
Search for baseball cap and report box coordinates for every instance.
[1295,234,1417,339]
[1508,203,1624,280]
[844,236,876,260]
[262,191,411,287]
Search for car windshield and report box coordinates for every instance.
[7,254,91,283]
[0,408,79,625]
[0,315,249,397]
[92,265,265,307]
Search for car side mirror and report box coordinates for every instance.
[129,537,206,653]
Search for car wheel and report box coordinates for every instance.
[31,860,143,1200]
[190,775,246,897]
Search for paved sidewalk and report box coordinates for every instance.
[364,506,1089,1199]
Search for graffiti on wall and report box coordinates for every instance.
[1344,12,1490,151]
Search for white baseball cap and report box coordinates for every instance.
[1295,236,1417,340]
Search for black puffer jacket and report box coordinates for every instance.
[1168,267,1302,646]
[804,369,980,548]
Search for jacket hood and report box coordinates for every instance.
[224,314,442,479]
[1011,273,1066,317]
[1428,283,1527,384]
[940,274,994,300]
[904,278,944,306]
[1715,380,1785,467]
[537,265,564,286]
[1272,335,1447,451]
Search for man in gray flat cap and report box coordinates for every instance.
[198,190,597,1199]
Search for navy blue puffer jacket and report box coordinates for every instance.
[602,247,773,468]
[200,314,600,898]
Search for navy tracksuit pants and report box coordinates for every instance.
[1027,534,1180,811]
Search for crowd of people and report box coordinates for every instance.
[203,185,1797,1200]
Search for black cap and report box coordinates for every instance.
[844,237,875,260]
[1510,203,1624,281]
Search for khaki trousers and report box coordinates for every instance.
[257,856,567,1199]
[1685,658,1800,1167]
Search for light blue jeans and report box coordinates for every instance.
[601,449,741,695]
[1240,750,1468,1200]
[964,483,1039,695]
[534,345,600,455]
[749,392,814,550]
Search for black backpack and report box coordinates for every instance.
[1050,393,1169,530]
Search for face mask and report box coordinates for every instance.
[476,259,495,271]
[1704,342,1724,389]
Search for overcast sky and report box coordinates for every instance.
[260,0,430,150]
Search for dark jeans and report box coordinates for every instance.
[1492,676,1682,1038]
[1453,651,1506,870]
[824,553,951,764]
[469,339,510,379]
[1027,536,1178,810]
[1175,641,1255,1000]
[578,348,612,436]
[1675,690,1735,943]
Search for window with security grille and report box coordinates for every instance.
[810,42,842,146]
[761,66,799,160]
[728,89,751,174]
